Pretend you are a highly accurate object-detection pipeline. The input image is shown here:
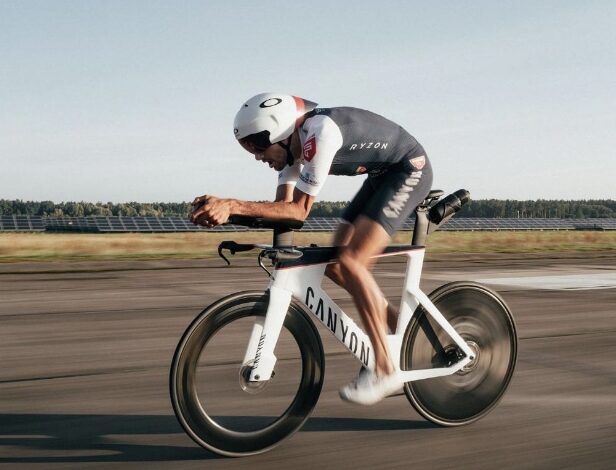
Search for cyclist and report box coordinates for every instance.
[191,93,433,405]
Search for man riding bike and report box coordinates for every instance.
[190,93,433,405]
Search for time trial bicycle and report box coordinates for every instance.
[170,189,517,457]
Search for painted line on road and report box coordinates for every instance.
[475,272,616,290]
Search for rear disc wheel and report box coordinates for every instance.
[402,282,517,426]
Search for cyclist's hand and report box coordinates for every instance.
[192,195,209,208]
[190,195,208,224]
[190,195,230,227]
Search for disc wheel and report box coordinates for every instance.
[170,291,324,456]
[402,282,517,426]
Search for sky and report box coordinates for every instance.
[1,0,615,203]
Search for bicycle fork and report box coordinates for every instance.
[243,263,376,382]
[242,284,291,382]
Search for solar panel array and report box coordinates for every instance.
[43,216,234,232]
[0,215,46,231]
[0,215,615,232]
[441,217,616,231]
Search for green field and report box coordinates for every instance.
[0,231,614,263]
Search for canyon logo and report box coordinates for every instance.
[305,286,371,366]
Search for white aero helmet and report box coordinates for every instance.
[233,93,318,150]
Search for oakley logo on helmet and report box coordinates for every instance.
[259,98,283,108]
[234,128,239,135]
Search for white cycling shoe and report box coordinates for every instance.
[339,368,403,406]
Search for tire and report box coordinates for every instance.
[401,282,517,426]
[170,291,325,457]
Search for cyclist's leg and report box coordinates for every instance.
[326,179,399,331]
[325,179,365,283]
[328,243,398,333]
[331,222,354,250]
[338,154,432,404]
[337,216,395,376]
[341,155,433,376]
[370,155,433,335]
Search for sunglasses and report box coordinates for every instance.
[239,131,273,153]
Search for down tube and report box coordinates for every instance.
[276,264,376,369]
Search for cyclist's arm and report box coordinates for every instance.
[275,184,294,203]
[229,188,314,221]
[275,158,300,203]
[191,191,313,226]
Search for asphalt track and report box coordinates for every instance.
[1,251,615,469]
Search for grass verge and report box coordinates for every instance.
[0,230,614,263]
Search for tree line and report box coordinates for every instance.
[1,199,615,219]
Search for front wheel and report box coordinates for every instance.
[170,291,325,457]
[402,282,517,426]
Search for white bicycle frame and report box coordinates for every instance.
[243,246,475,383]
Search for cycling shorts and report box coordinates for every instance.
[341,150,433,236]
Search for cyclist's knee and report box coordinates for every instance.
[338,249,365,279]
[325,263,344,286]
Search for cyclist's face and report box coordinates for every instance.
[240,140,287,172]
